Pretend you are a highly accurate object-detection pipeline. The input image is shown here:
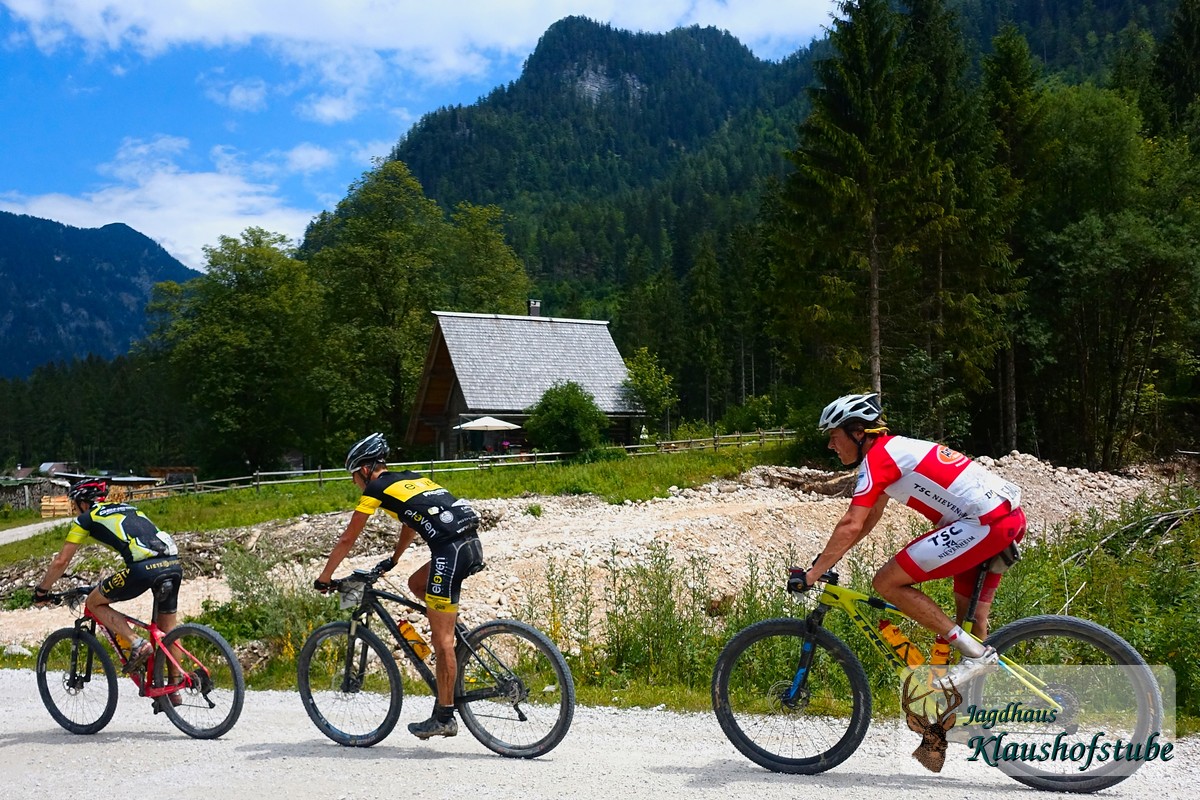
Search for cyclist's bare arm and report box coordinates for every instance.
[389,524,418,564]
[35,541,80,598]
[807,496,888,583]
[318,510,371,583]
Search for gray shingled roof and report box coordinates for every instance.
[434,311,636,414]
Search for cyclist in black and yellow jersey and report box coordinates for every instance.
[34,479,183,674]
[316,433,484,739]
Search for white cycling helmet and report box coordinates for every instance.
[818,393,884,432]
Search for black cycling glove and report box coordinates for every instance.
[374,557,396,574]
[787,567,811,593]
[313,578,333,594]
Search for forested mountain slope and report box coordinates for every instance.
[0,212,198,378]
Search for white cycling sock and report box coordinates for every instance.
[946,625,985,658]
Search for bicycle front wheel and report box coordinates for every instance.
[969,614,1164,794]
[297,621,402,747]
[456,619,576,758]
[36,627,118,735]
[153,623,245,739]
[712,618,871,774]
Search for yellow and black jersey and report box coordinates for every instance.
[355,470,480,545]
[65,501,179,565]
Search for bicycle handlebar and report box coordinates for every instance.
[44,585,94,609]
[786,565,840,593]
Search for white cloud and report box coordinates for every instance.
[203,76,270,112]
[5,1,834,121]
[0,134,317,270]
[283,142,337,174]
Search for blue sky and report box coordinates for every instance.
[0,1,835,270]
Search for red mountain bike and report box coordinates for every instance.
[36,585,245,739]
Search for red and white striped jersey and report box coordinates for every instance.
[851,435,1021,526]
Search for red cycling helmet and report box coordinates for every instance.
[67,479,108,504]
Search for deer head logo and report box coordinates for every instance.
[901,673,962,773]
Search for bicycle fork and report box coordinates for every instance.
[783,610,830,708]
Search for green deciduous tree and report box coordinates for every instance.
[524,381,610,453]
[151,228,325,474]
[622,347,679,436]
[306,161,532,444]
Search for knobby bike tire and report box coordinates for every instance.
[36,627,118,735]
[456,619,576,758]
[968,614,1164,794]
[152,623,246,739]
[712,618,872,774]
[297,621,403,747]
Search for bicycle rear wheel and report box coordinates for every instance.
[712,618,871,774]
[153,623,245,739]
[456,619,575,758]
[36,627,118,735]
[297,621,402,747]
[968,614,1164,793]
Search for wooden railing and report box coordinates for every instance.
[109,428,795,502]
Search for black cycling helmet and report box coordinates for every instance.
[345,432,389,473]
[818,393,885,432]
[67,479,108,504]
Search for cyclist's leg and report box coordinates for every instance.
[406,558,457,707]
[151,567,184,694]
[423,536,483,706]
[151,565,183,637]
[951,509,1025,639]
[873,559,956,634]
[89,568,142,648]
[951,570,998,639]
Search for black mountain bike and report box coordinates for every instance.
[296,568,575,757]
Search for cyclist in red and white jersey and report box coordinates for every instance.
[800,393,1026,686]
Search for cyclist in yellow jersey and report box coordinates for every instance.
[316,433,484,739]
[34,479,183,674]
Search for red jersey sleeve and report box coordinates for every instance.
[850,435,900,508]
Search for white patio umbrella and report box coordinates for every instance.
[453,416,522,431]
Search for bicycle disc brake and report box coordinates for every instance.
[768,680,809,712]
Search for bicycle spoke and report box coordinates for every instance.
[36,628,118,735]
[712,619,871,774]
[457,620,575,758]
[297,621,402,747]
[153,623,245,739]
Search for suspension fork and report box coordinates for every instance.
[784,605,831,705]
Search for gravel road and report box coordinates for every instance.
[1,669,1194,800]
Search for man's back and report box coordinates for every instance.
[67,501,177,564]
[852,435,1021,526]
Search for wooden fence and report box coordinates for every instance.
[113,428,796,503]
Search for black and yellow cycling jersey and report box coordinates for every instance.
[66,501,179,565]
[355,470,480,545]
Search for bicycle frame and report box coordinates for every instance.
[801,577,1064,711]
[343,578,516,704]
[69,594,206,703]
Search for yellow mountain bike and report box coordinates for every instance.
[711,564,1164,793]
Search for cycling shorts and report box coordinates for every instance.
[894,505,1026,602]
[99,556,184,614]
[425,535,485,613]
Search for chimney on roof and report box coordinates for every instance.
[527,299,542,317]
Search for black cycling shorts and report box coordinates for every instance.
[425,535,484,613]
[99,556,184,614]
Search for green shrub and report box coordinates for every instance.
[190,543,342,682]
[3,586,32,610]
[525,381,610,453]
